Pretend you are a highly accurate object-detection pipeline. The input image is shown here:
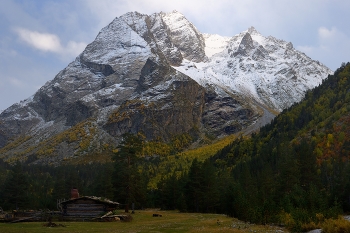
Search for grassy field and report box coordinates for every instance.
[0,210,288,233]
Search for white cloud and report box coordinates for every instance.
[15,28,87,60]
[15,28,62,52]
[318,27,337,40]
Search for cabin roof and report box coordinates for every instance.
[61,196,119,206]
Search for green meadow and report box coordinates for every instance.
[0,210,287,233]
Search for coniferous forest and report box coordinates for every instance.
[1,63,350,231]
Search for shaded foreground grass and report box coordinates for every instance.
[0,210,287,233]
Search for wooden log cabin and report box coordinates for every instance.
[60,196,119,221]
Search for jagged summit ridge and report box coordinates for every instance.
[247,26,260,35]
[175,24,332,111]
[161,10,207,63]
[0,10,333,164]
[233,32,255,57]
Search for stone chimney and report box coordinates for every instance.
[71,188,79,199]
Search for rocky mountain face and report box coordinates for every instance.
[0,11,332,165]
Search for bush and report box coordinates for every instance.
[322,216,350,233]
[279,211,296,230]
[279,211,329,232]
[301,221,320,232]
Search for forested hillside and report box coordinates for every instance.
[137,62,350,230]
[0,133,235,210]
[203,62,350,230]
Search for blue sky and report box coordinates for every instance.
[1,0,350,111]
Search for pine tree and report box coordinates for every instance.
[93,163,115,200]
[2,162,30,210]
[185,158,203,212]
[200,160,220,213]
[113,133,144,211]
[52,168,68,201]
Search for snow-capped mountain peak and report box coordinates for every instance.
[173,25,332,111]
[161,10,207,62]
[0,10,333,164]
[203,33,231,58]
[247,26,260,35]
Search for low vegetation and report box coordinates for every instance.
[322,217,350,233]
[0,210,287,233]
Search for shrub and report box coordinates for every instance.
[279,211,295,229]
[322,216,350,233]
[301,221,320,232]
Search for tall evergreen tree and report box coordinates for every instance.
[2,162,29,210]
[52,168,69,201]
[93,163,115,200]
[199,160,220,213]
[113,133,144,211]
[185,159,204,212]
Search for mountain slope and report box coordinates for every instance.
[203,62,350,228]
[0,10,332,165]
